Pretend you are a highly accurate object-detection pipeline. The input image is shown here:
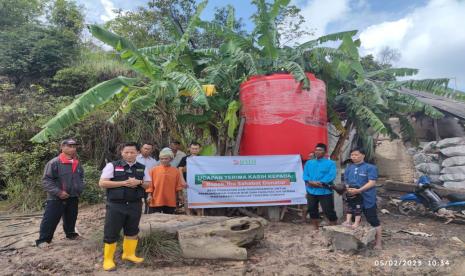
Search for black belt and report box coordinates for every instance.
[108,199,141,204]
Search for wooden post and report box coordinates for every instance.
[433,119,440,142]
[333,162,344,220]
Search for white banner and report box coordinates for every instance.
[187,155,307,208]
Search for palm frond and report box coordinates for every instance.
[88,25,155,79]
[277,61,310,89]
[31,77,137,142]
[193,48,220,56]
[175,0,208,56]
[347,99,388,134]
[167,72,209,107]
[317,30,358,44]
[139,44,177,57]
[226,5,235,30]
[366,68,419,78]
[252,0,290,60]
[398,115,418,145]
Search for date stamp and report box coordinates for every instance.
[374,259,451,267]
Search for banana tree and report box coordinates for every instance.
[31,0,211,143]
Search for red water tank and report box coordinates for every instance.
[239,73,327,160]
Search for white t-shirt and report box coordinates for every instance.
[170,150,187,167]
[136,154,159,171]
[100,161,151,181]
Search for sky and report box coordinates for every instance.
[75,0,465,91]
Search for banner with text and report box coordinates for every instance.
[187,155,306,208]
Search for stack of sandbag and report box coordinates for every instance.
[412,141,442,184]
[438,137,465,189]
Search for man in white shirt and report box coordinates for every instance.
[136,143,159,170]
[98,142,151,271]
[136,143,158,214]
[169,141,186,167]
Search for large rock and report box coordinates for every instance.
[322,225,376,251]
[442,156,465,167]
[436,137,465,149]
[178,217,267,260]
[415,163,441,174]
[440,146,465,157]
[139,214,267,260]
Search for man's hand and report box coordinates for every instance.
[126,177,141,188]
[347,187,362,195]
[307,181,323,188]
[147,194,152,202]
[58,191,69,199]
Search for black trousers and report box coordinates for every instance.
[148,206,176,214]
[103,201,142,244]
[36,197,79,246]
[307,193,338,221]
[363,205,381,227]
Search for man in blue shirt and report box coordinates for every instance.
[345,148,382,249]
[302,143,338,230]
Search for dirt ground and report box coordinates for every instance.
[1,191,465,276]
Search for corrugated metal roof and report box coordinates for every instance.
[399,88,465,120]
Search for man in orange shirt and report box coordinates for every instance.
[146,149,184,214]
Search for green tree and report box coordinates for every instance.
[0,0,44,29]
[31,0,457,161]
[48,0,84,36]
[0,0,83,84]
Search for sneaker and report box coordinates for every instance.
[66,233,82,240]
[37,242,51,249]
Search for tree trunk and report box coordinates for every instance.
[330,120,352,161]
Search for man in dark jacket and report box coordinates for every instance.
[36,139,85,248]
[99,142,150,271]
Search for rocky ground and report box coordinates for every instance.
[1,190,464,276]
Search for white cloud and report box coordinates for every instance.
[359,0,465,90]
[296,0,351,39]
[359,18,413,51]
[100,0,117,22]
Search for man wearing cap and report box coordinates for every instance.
[301,143,338,229]
[99,142,151,271]
[36,139,85,248]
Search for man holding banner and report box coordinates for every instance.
[301,143,338,230]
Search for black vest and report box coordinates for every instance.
[107,160,146,202]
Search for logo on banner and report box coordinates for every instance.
[232,159,256,165]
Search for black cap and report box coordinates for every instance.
[61,139,80,145]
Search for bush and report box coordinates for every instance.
[0,143,58,211]
[0,144,104,210]
[80,163,104,204]
[52,66,97,96]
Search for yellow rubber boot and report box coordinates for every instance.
[103,243,117,271]
[121,237,144,264]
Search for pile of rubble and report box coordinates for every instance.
[410,137,465,189]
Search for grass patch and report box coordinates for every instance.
[138,229,182,262]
